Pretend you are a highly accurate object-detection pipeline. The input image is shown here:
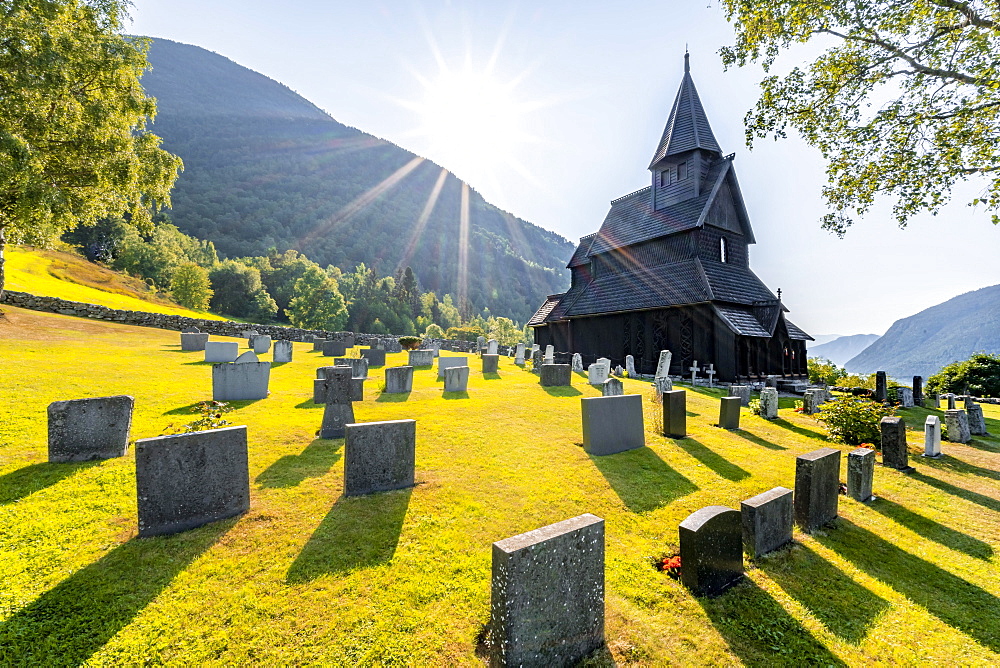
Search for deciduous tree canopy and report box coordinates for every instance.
[721,0,1000,235]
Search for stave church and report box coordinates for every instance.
[528,54,811,382]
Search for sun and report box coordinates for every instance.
[408,64,534,188]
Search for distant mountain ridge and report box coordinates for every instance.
[845,284,1000,379]
[810,333,881,367]
[141,38,574,324]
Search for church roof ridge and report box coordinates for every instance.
[648,54,722,168]
[610,185,651,205]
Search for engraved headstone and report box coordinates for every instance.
[384,366,414,394]
[361,348,386,367]
[272,340,293,363]
[689,360,700,385]
[655,350,672,380]
[719,396,741,429]
[581,394,643,455]
[205,341,239,363]
[944,409,971,443]
[540,364,572,387]
[874,371,888,403]
[913,376,924,406]
[625,355,636,377]
[728,385,751,407]
[601,377,624,396]
[438,355,469,379]
[213,355,270,401]
[180,332,210,351]
[662,389,686,438]
[343,419,416,496]
[515,343,525,366]
[571,353,584,373]
[318,366,359,438]
[967,403,988,436]
[654,376,673,395]
[333,357,368,379]
[923,415,942,457]
[444,365,470,392]
[488,339,498,355]
[482,354,499,374]
[544,344,554,364]
[880,416,911,471]
[847,447,875,501]
[794,447,841,532]
[250,334,271,354]
[759,387,779,419]
[408,349,434,367]
[587,362,610,385]
[322,340,347,357]
[896,387,914,408]
[47,395,134,463]
[704,363,716,387]
[741,487,793,559]
[679,506,743,596]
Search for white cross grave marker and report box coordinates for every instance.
[705,363,716,387]
[689,360,700,385]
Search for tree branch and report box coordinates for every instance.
[927,0,997,29]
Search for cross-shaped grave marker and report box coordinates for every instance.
[705,363,716,387]
[689,360,701,386]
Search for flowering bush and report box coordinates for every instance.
[814,397,895,445]
[650,553,682,579]
[748,398,764,416]
[398,336,422,350]
[165,401,234,434]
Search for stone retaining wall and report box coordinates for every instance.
[0,290,477,351]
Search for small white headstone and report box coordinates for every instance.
[625,355,636,377]
[571,353,584,373]
[689,360,701,386]
[923,415,942,457]
[488,339,499,355]
[759,387,779,419]
[588,363,610,385]
[515,343,525,365]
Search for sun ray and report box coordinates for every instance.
[458,181,470,312]
[299,156,425,246]
[396,166,449,273]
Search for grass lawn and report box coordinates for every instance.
[1,305,999,665]
[4,246,227,320]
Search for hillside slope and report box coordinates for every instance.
[810,333,881,367]
[141,38,574,324]
[846,284,1000,378]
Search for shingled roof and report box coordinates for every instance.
[649,54,722,168]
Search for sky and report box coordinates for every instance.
[127,0,1000,337]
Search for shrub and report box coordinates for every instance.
[165,401,234,434]
[423,323,445,339]
[398,336,422,350]
[927,353,1000,397]
[748,398,764,416]
[170,262,213,310]
[445,326,484,342]
[814,397,895,445]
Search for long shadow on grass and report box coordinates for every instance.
[541,385,582,397]
[920,455,1000,481]
[910,470,1000,513]
[676,438,750,482]
[816,518,1000,653]
[589,448,696,513]
[255,439,343,489]
[868,497,993,560]
[294,398,324,409]
[442,391,470,400]
[758,544,889,644]
[376,392,411,403]
[286,487,411,583]
[732,430,787,450]
[698,579,847,666]
[771,418,828,441]
[0,461,99,505]
[0,520,232,665]
[483,372,501,380]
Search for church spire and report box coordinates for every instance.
[649,53,722,168]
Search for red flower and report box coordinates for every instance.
[663,556,681,569]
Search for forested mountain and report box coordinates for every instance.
[845,284,1000,379]
[809,333,881,367]
[141,38,573,324]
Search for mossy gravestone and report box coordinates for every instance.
[48,395,134,463]
[343,419,416,496]
[794,448,841,532]
[680,506,743,596]
[741,487,793,559]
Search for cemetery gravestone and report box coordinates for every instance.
[438,356,469,379]
[333,357,369,379]
[689,360,701,385]
[48,395,134,463]
[482,354,500,374]
[273,340,293,363]
[947,394,957,410]
[655,350,672,381]
[654,376,673,395]
[923,415,942,457]
[531,349,544,373]
[204,342,239,363]
[318,367,359,438]
[361,348,386,367]
[251,335,271,354]
[571,353,584,373]
[718,396,741,430]
[488,339,498,355]
[515,343,525,366]
[587,362,610,385]
[240,330,258,339]
[180,332,210,351]
[444,365,470,392]
[802,390,819,415]
[544,344,554,364]
[625,355,636,377]
[741,487,793,559]
[944,409,971,443]
[759,387,779,419]
[913,376,924,405]
[135,425,250,537]
[477,336,486,353]
[540,364,572,387]
[967,403,988,436]
[312,339,327,352]
[408,349,434,367]
[875,371,887,403]
[847,448,875,501]
[880,416,912,471]
[728,385,751,407]
[343,419,416,496]
[662,390,687,438]
[181,327,200,333]
[322,340,347,357]
[489,514,605,668]
[581,394,644,455]
[213,353,270,401]
[896,386,914,408]
[314,366,364,404]
[704,363,717,387]
[794,447,841,532]
[679,506,743,597]
[602,377,624,396]
[384,366,414,394]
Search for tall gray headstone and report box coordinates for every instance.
[531,349,544,373]
[946,393,957,410]
[251,334,271,354]
[802,390,819,415]
[896,387,914,408]
[601,377,624,396]
[912,376,924,406]
[47,395,134,463]
[272,340,293,363]
[540,363,572,387]
[923,415,941,457]
[945,409,971,443]
[438,356,469,379]
[212,355,270,401]
[728,385,751,407]
[662,389,686,438]
[482,354,500,374]
[544,344,554,364]
[444,365,470,392]
[205,341,239,363]
[361,348,386,367]
[847,447,875,502]
[655,350,672,380]
[180,332,210,351]
[967,403,988,436]
[654,376,673,395]
[581,394,644,455]
[759,387,779,419]
[318,367,359,438]
[679,506,743,597]
[719,396,741,430]
[741,487,793,559]
[343,419,416,496]
[408,349,434,367]
[625,355,636,377]
[489,514,605,668]
[384,366,414,394]
[875,371,888,403]
[488,339,499,355]
[515,343,525,366]
[571,353,584,373]
[794,447,841,532]
[135,425,250,537]
[880,416,912,471]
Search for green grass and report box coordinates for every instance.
[2,306,1000,665]
[5,245,227,319]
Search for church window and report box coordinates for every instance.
[720,236,728,263]
[660,168,672,187]
[678,162,687,180]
